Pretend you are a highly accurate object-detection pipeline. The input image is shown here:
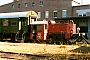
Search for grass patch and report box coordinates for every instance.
[59,45,66,48]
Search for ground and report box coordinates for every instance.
[0,42,90,60]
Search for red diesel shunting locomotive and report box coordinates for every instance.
[30,20,77,44]
[48,20,76,39]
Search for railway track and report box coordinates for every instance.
[0,51,50,60]
[0,51,90,60]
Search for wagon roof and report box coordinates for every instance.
[0,11,38,18]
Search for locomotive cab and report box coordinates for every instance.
[30,21,48,42]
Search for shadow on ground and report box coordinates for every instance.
[70,45,90,53]
[0,50,90,60]
[26,53,90,60]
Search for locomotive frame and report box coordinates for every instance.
[30,19,90,44]
[30,20,78,44]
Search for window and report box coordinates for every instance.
[18,4,21,8]
[45,11,49,18]
[53,11,57,18]
[32,2,35,7]
[62,10,67,17]
[78,13,82,17]
[78,13,86,17]
[3,19,8,26]
[12,4,14,8]
[78,14,82,17]
[22,18,26,26]
[11,21,17,26]
[40,1,43,6]
[37,25,42,32]
[25,3,28,8]
[37,12,41,19]
[83,13,86,16]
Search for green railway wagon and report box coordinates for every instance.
[0,11,38,42]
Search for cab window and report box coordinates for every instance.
[22,18,26,26]
[11,21,17,26]
[37,25,42,32]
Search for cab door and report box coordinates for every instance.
[21,17,28,32]
[32,25,37,39]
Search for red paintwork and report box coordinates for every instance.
[30,20,76,40]
[30,24,48,41]
[36,32,42,40]
[48,24,69,33]
[48,20,76,39]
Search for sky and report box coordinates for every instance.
[0,0,13,6]
[76,0,90,4]
[0,0,90,6]
[72,0,90,6]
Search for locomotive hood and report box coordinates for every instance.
[30,21,48,25]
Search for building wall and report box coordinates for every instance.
[72,5,90,17]
[72,5,90,35]
[0,0,72,20]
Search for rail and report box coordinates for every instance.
[73,33,90,44]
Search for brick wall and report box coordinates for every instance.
[0,0,72,20]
